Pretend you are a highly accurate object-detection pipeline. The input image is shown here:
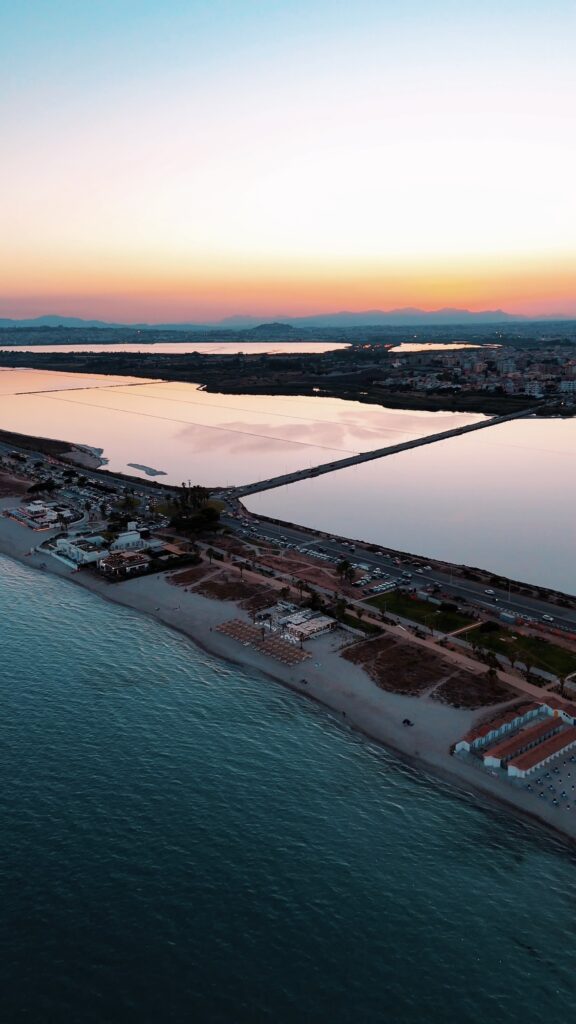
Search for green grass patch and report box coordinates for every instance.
[472,630,576,678]
[368,592,473,633]
[341,613,382,635]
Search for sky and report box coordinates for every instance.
[1,0,575,323]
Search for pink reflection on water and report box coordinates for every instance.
[246,417,576,594]
[0,369,481,487]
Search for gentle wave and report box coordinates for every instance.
[0,553,575,1023]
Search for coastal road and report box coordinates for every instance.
[0,439,176,502]
[4,419,574,629]
[220,511,576,632]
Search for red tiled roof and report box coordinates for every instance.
[508,727,576,772]
[482,717,561,761]
[542,697,576,717]
[462,703,540,743]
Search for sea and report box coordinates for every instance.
[1,553,575,1023]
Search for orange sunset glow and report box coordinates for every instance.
[2,1,575,322]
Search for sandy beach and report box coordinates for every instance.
[1,494,574,846]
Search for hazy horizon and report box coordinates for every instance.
[2,306,576,331]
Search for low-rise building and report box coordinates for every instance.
[276,608,336,640]
[454,703,540,753]
[98,551,150,578]
[110,530,143,552]
[507,727,576,778]
[483,717,562,768]
[541,696,576,726]
[56,536,108,564]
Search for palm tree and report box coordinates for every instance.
[336,559,355,584]
[206,547,216,565]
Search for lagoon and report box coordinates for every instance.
[245,416,576,595]
[0,340,347,356]
[0,368,480,486]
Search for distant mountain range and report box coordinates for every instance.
[0,307,535,330]
[0,315,117,329]
[218,308,525,329]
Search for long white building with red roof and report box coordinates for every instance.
[454,703,540,753]
[454,697,576,780]
[507,727,576,779]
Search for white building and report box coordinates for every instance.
[482,717,561,768]
[26,501,58,524]
[98,551,150,577]
[276,608,336,640]
[454,703,540,753]
[56,536,108,565]
[110,531,143,552]
[507,727,576,778]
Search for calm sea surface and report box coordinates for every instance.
[1,554,576,1023]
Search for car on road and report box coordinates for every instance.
[484,589,495,596]
[542,614,555,623]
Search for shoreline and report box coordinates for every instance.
[2,419,574,603]
[1,498,574,849]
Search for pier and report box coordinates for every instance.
[233,406,538,497]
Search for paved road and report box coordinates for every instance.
[0,439,176,501]
[220,509,576,632]
[4,429,575,632]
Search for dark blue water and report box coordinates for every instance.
[1,554,575,1023]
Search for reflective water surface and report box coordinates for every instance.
[2,367,574,592]
[0,368,480,485]
[0,341,347,355]
[1,553,576,1023]
[246,416,576,594]
[389,342,496,352]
